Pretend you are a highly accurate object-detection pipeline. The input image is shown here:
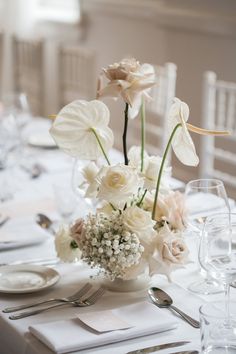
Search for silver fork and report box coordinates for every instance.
[9,287,106,320]
[3,283,92,313]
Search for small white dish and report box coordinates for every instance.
[27,133,56,149]
[0,265,60,293]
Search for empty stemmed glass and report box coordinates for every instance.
[185,179,230,294]
[199,213,236,336]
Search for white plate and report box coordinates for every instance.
[27,133,57,148]
[0,265,60,293]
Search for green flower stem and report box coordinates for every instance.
[123,103,129,165]
[90,128,111,165]
[152,123,181,220]
[137,188,147,207]
[140,98,145,172]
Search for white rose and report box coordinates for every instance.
[122,206,155,240]
[144,156,171,191]
[55,225,81,263]
[97,164,143,206]
[157,223,189,265]
[148,223,189,279]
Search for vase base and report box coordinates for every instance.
[103,276,150,292]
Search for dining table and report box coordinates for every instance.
[0,117,235,354]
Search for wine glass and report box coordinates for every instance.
[71,158,98,212]
[0,112,21,201]
[185,179,230,294]
[1,92,32,130]
[199,213,236,336]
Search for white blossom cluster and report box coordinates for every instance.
[76,212,144,279]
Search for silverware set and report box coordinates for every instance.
[3,283,106,320]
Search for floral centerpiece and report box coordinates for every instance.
[50,58,228,284]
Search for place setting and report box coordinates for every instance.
[1,55,236,354]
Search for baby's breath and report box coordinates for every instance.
[77,212,144,280]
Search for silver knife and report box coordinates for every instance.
[126,341,190,354]
[172,352,199,354]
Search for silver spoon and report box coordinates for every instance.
[148,287,200,328]
[36,213,54,233]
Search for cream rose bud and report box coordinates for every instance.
[128,146,149,172]
[97,164,143,206]
[144,156,171,191]
[70,218,84,243]
[157,224,189,265]
[81,162,100,198]
[154,190,187,231]
[55,225,81,263]
[123,206,155,240]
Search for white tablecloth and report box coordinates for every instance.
[0,125,234,354]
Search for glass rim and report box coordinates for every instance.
[200,301,236,319]
[186,178,224,190]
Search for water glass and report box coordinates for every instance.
[200,301,236,353]
[53,183,77,222]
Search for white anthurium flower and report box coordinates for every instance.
[50,100,114,160]
[168,98,199,167]
[98,58,156,119]
[168,98,230,167]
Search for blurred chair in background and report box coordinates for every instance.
[12,36,44,116]
[200,71,236,197]
[0,32,3,95]
[58,45,96,108]
[129,62,177,157]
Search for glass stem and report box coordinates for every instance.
[224,282,231,324]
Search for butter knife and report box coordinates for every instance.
[126,341,190,354]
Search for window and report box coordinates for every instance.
[36,0,80,23]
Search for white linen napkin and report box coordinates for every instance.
[0,217,50,250]
[29,301,178,354]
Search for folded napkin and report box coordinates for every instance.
[29,301,178,354]
[0,217,50,250]
[187,192,235,218]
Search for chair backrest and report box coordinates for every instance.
[200,71,236,194]
[12,36,44,116]
[129,62,177,156]
[58,45,96,109]
[0,32,4,95]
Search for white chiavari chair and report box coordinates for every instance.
[12,36,44,116]
[129,62,177,157]
[0,32,4,95]
[200,71,236,196]
[58,45,96,108]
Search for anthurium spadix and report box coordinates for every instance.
[50,100,114,163]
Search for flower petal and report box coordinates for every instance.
[172,123,199,166]
[50,100,114,160]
